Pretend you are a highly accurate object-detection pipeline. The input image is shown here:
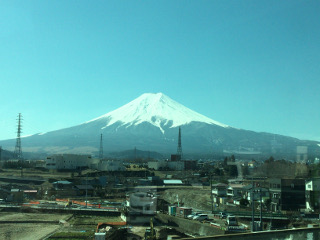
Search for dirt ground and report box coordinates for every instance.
[0,223,61,240]
[161,187,212,210]
[0,213,72,240]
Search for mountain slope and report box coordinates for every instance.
[85,92,228,134]
[0,93,319,159]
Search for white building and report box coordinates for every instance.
[45,154,93,170]
[305,179,320,212]
[167,161,185,171]
[148,161,167,170]
[148,160,185,171]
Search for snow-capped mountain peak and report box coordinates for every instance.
[86,92,228,133]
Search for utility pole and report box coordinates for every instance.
[177,127,182,160]
[260,187,263,231]
[251,179,255,232]
[85,174,88,208]
[210,174,214,213]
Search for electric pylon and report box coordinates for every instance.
[14,113,23,160]
[177,127,182,160]
[99,134,103,159]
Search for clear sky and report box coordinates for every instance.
[0,0,319,142]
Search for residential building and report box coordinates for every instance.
[243,184,269,202]
[212,183,228,197]
[227,184,244,199]
[269,178,305,212]
[126,191,157,224]
[305,178,320,212]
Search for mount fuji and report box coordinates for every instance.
[1,93,319,159]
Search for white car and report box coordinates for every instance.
[187,212,201,219]
[193,214,209,221]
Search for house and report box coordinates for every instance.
[227,184,244,198]
[305,178,320,212]
[53,180,73,190]
[212,183,228,206]
[126,191,157,224]
[212,183,228,197]
[269,178,305,212]
[23,190,38,200]
[8,189,23,202]
[242,184,269,203]
[52,180,76,197]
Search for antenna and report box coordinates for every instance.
[14,113,23,160]
[99,134,103,159]
[177,127,182,160]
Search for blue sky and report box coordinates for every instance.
[0,0,319,142]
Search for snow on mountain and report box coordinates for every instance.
[85,93,229,133]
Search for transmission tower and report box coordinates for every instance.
[14,113,23,160]
[99,134,103,159]
[177,127,182,160]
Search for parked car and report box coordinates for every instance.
[218,212,227,219]
[226,215,237,226]
[187,212,201,219]
[193,214,209,221]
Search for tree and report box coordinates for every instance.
[242,165,249,176]
[229,165,238,177]
[240,198,249,207]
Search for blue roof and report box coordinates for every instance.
[164,179,183,184]
[53,180,72,184]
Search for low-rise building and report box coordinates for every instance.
[269,178,305,212]
[46,154,93,170]
[212,183,228,197]
[305,178,320,212]
[243,184,269,202]
[227,184,244,198]
[148,161,166,170]
[163,179,183,186]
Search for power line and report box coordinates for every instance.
[99,133,103,159]
[177,127,182,160]
[14,113,23,160]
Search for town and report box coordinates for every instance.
[1,136,320,239]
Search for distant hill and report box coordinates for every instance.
[0,148,14,160]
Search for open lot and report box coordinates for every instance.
[0,213,71,240]
[0,212,125,240]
